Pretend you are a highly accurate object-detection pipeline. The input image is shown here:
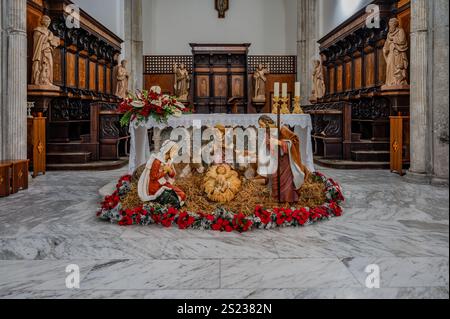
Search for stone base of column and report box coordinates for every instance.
[431,177,449,187]
[404,170,431,185]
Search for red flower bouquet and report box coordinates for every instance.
[119,86,190,126]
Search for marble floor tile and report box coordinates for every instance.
[343,257,449,288]
[81,259,220,290]
[220,258,361,289]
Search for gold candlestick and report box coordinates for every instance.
[292,96,304,114]
[272,96,280,114]
[280,97,291,114]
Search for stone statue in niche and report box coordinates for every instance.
[252,64,269,102]
[383,18,409,88]
[174,63,190,101]
[115,60,130,99]
[310,59,326,101]
[30,15,60,89]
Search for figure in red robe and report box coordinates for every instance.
[138,141,186,207]
[257,115,310,203]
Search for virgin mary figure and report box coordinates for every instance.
[137,140,186,208]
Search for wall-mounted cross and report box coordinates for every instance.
[215,0,229,18]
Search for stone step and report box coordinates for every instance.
[47,157,128,171]
[351,150,390,162]
[350,139,390,152]
[315,157,390,170]
[47,152,92,164]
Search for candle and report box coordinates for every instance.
[282,83,288,98]
[295,82,301,98]
[274,82,280,98]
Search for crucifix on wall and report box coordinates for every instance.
[215,0,229,18]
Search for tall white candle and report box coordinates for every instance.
[295,82,301,98]
[282,83,288,98]
[274,82,280,98]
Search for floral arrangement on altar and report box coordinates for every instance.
[118,86,190,127]
[97,172,345,233]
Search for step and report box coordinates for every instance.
[47,142,98,154]
[351,150,390,162]
[314,157,390,170]
[349,139,390,152]
[47,152,92,164]
[47,157,128,171]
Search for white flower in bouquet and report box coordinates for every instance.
[131,100,145,108]
[150,86,162,94]
[172,108,183,117]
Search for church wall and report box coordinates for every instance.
[0,0,4,160]
[318,0,372,38]
[72,0,125,39]
[142,0,297,55]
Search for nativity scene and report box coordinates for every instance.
[0,0,447,301]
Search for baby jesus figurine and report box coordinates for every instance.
[137,141,186,208]
[204,164,242,204]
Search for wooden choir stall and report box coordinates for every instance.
[304,0,411,170]
[26,0,130,171]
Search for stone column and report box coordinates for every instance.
[408,0,449,185]
[408,0,429,180]
[0,0,4,160]
[297,0,318,105]
[1,0,28,161]
[430,0,449,185]
[124,0,143,92]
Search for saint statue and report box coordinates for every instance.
[137,141,186,208]
[253,64,269,101]
[383,18,409,87]
[311,60,326,100]
[115,60,130,99]
[257,115,310,203]
[174,63,190,101]
[31,15,60,88]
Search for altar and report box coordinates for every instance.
[128,114,315,174]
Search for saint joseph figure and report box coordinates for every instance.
[258,115,310,203]
[174,63,190,101]
[383,18,409,87]
[31,15,60,87]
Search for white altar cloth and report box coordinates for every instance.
[128,114,315,174]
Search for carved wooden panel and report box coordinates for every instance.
[78,57,87,89]
[231,75,244,97]
[354,57,362,89]
[66,52,76,87]
[196,75,210,97]
[364,52,376,87]
[336,65,343,93]
[214,75,228,97]
[89,61,97,91]
[329,68,335,94]
[98,66,105,93]
[345,61,352,91]
[106,67,111,93]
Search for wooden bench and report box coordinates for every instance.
[0,160,29,197]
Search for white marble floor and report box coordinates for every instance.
[0,167,448,299]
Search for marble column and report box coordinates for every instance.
[124,0,143,92]
[408,0,449,185]
[1,0,28,161]
[430,0,449,185]
[297,0,318,106]
[0,0,4,160]
[408,0,429,180]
